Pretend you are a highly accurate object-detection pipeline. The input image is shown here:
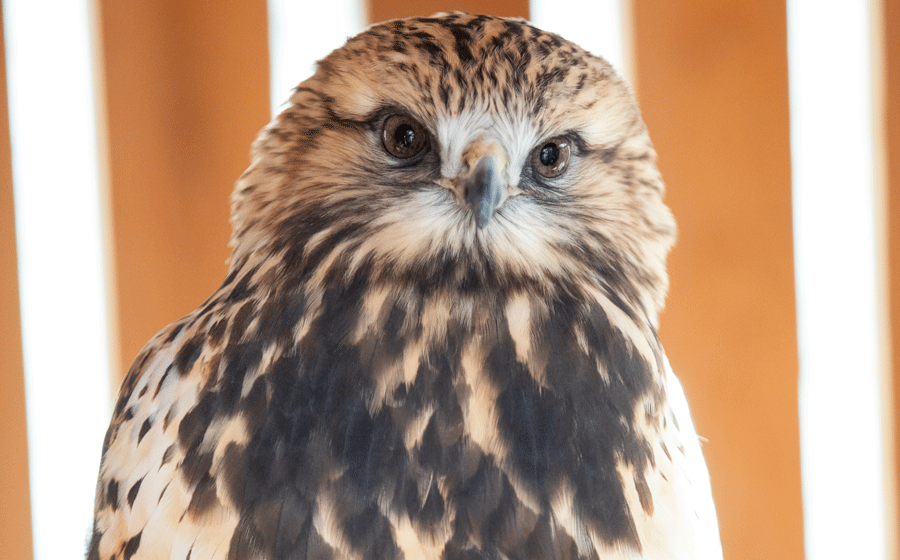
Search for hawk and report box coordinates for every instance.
[89,13,722,560]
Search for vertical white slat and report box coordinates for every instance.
[267,0,367,116]
[3,0,112,558]
[788,0,895,558]
[530,0,630,81]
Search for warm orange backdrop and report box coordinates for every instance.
[368,0,527,22]
[0,8,35,560]
[631,1,804,558]
[98,0,272,379]
[887,0,900,538]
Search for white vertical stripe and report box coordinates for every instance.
[3,0,112,558]
[267,0,367,116]
[788,1,894,558]
[530,0,630,81]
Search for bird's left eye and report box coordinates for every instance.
[532,137,571,178]
[382,114,429,159]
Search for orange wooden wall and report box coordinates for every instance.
[631,1,804,557]
[369,0,527,21]
[98,0,272,379]
[0,8,35,560]
[888,0,900,542]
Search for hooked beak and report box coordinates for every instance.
[452,138,511,229]
[460,156,505,229]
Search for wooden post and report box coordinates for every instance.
[367,0,528,25]
[886,0,900,547]
[0,7,35,560]
[97,0,271,381]
[632,1,804,557]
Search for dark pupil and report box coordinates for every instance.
[395,124,416,148]
[539,143,559,166]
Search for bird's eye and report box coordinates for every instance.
[382,115,429,159]
[532,137,571,178]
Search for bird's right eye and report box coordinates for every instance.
[382,115,429,159]
[531,137,571,178]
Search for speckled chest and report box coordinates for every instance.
[114,267,666,559]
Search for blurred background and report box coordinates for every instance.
[1,0,897,558]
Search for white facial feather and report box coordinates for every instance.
[437,109,537,187]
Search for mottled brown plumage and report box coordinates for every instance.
[89,13,721,560]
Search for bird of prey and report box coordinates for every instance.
[89,12,722,560]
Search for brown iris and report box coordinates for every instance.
[532,137,571,178]
[382,114,429,159]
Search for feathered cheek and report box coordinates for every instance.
[484,199,577,277]
[358,186,473,264]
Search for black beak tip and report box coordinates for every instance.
[475,207,492,229]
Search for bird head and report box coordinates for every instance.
[230,13,676,323]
